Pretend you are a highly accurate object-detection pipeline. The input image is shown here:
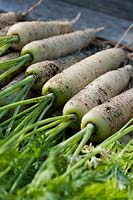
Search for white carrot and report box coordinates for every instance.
[21,27,98,63]
[0,13,80,52]
[63,65,133,128]
[0,27,100,83]
[0,48,126,124]
[25,50,90,90]
[81,88,133,143]
[42,48,125,107]
[0,0,44,30]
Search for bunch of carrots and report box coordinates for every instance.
[0,4,133,199]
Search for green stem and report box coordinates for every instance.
[44,121,72,147]
[13,104,41,133]
[34,96,55,124]
[26,99,53,126]
[0,54,31,69]
[0,104,38,127]
[5,83,34,135]
[0,121,69,159]
[0,54,31,81]
[0,115,74,155]
[20,119,63,142]
[0,94,53,112]
[14,97,53,133]
[63,122,133,178]
[0,75,35,98]
[66,124,94,170]
[55,128,86,155]
[18,118,72,148]
[73,124,94,156]
[100,123,133,149]
[0,35,19,46]
[10,158,34,193]
[0,43,12,56]
[116,118,133,132]
[0,79,34,120]
[0,165,12,179]
[0,85,30,120]
[0,35,19,56]
[26,114,75,139]
[29,122,72,189]
[13,114,73,136]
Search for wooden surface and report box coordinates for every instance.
[0,0,132,46]
[63,0,133,21]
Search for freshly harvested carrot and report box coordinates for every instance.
[0,27,99,83]
[0,48,90,91]
[25,50,90,90]
[1,48,125,111]
[16,68,132,154]
[0,49,89,120]
[21,27,98,64]
[0,48,126,131]
[0,13,80,54]
[81,88,133,143]
[40,64,132,137]
[0,0,44,30]
[42,48,125,107]
[63,65,133,128]
[3,66,132,154]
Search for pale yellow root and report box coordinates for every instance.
[0,0,44,29]
[42,48,125,107]
[81,88,133,143]
[63,65,133,129]
[21,28,97,63]
[25,50,90,90]
[7,13,81,50]
[0,12,18,29]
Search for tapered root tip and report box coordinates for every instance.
[96,26,105,32]
[21,0,44,18]
[71,12,81,25]
[115,24,133,48]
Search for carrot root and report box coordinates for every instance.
[70,12,81,25]
[20,0,44,18]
